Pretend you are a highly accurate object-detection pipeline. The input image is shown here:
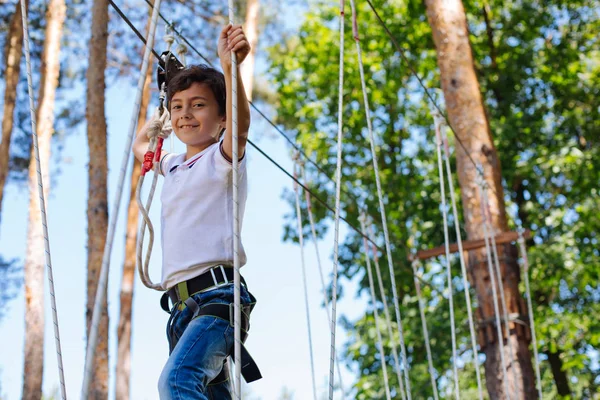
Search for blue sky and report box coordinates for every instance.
[0,73,371,399]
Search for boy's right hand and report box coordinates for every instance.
[218,24,251,69]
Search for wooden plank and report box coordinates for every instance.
[411,229,531,261]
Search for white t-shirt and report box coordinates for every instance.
[159,142,247,290]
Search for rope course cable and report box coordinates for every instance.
[299,161,347,397]
[81,0,164,396]
[359,212,393,400]
[517,226,543,399]
[481,174,519,395]
[437,112,485,400]
[328,0,345,396]
[368,222,407,400]
[349,2,412,397]
[19,0,67,398]
[433,110,460,399]
[477,177,512,400]
[225,0,244,396]
[410,259,439,400]
[293,154,319,400]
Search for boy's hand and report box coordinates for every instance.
[218,24,251,69]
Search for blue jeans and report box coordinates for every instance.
[158,283,254,400]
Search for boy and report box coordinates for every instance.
[133,24,257,399]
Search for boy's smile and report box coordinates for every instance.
[170,82,226,159]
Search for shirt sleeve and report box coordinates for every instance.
[215,141,247,173]
[159,153,177,176]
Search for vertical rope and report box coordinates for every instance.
[20,0,67,398]
[351,2,412,396]
[82,0,164,396]
[293,156,318,400]
[517,227,543,399]
[410,259,439,400]
[300,164,346,397]
[438,116,484,399]
[368,223,407,400]
[482,182,519,395]
[477,178,511,400]
[360,213,392,400]
[226,2,242,398]
[433,115,460,399]
[328,0,345,397]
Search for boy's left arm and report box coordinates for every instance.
[218,24,251,161]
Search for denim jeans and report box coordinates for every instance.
[158,283,253,400]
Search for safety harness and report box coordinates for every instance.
[160,266,262,384]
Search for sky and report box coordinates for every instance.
[0,70,373,399]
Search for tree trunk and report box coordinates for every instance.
[240,0,259,100]
[546,350,571,396]
[21,0,66,398]
[424,1,536,399]
[114,41,153,400]
[85,0,109,398]
[0,0,26,225]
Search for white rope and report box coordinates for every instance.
[367,222,406,400]
[477,177,511,400]
[410,259,439,400]
[350,3,411,397]
[81,0,164,395]
[433,114,460,399]
[437,115,484,400]
[20,0,67,398]
[328,0,345,397]
[136,108,170,291]
[359,213,392,400]
[292,156,318,400]
[517,226,543,399]
[481,180,519,395]
[300,163,346,397]
[226,3,243,398]
[175,42,188,68]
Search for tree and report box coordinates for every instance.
[240,0,260,100]
[268,0,599,397]
[115,28,153,400]
[0,0,26,224]
[21,0,66,398]
[85,0,109,397]
[424,0,535,397]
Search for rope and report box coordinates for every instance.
[359,213,392,400]
[433,113,460,399]
[81,0,164,395]
[410,259,439,400]
[350,4,412,398]
[367,222,406,400]
[481,178,519,395]
[293,156,318,400]
[19,0,67,397]
[477,177,511,400]
[437,113,484,399]
[328,0,345,396]
[300,162,346,397]
[136,107,171,291]
[163,25,175,153]
[225,3,243,398]
[517,226,543,399]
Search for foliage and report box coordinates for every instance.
[268,0,599,397]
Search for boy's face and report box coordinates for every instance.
[170,82,226,149]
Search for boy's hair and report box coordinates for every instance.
[167,64,226,116]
